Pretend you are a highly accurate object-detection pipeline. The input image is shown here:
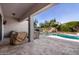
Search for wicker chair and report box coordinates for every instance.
[10,32,27,45]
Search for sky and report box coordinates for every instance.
[34,3,79,26]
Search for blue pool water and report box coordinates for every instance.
[49,33,79,40]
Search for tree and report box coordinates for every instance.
[40,23,45,28]
[39,18,59,28]
[59,21,79,32]
[34,19,38,28]
[39,18,59,32]
[49,19,59,28]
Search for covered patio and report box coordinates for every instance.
[0,3,79,55]
[0,3,55,42]
[0,3,57,54]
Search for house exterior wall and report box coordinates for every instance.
[0,5,4,40]
[4,18,28,37]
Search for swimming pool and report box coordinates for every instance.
[48,33,79,41]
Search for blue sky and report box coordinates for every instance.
[34,3,79,26]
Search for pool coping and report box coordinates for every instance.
[47,35,79,43]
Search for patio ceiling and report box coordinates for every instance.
[0,3,54,21]
[1,3,35,19]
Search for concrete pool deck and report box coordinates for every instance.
[0,34,79,55]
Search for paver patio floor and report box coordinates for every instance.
[0,34,79,55]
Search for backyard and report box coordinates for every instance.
[34,4,79,43]
[0,34,79,55]
[0,3,79,55]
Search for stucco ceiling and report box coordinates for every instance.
[0,3,53,21]
[1,3,35,18]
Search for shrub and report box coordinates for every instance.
[59,21,79,32]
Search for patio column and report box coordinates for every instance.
[28,16,34,42]
[0,14,2,41]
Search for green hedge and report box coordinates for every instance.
[59,21,79,32]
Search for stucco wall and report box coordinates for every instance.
[0,5,4,40]
[4,18,28,37]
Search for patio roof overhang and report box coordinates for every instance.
[0,3,56,42]
[0,3,56,21]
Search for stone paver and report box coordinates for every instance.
[0,34,79,55]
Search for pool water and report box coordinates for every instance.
[48,33,79,40]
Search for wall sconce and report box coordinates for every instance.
[3,20,7,25]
